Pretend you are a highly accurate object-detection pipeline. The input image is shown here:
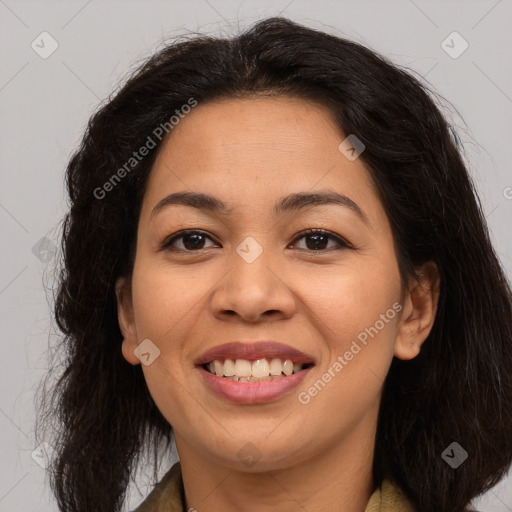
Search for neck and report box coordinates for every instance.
[176,417,377,512]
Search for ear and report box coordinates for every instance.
[394,261,440,360]
[115,276,140,365]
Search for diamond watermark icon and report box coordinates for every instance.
[441,32,468,59]
[31,31,59,59]
[31,441,55,469]
[237,442,262,468]
[441,441,468,469]
[236,236,263,264]
[134,339,161,366]
[338,134,365,161]
[32,237,57,263]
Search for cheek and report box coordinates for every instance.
[311,257,401,390]
[316,258,400,339]
[130,257,197,425]
[293,272,400,449]
[130,255,207,343]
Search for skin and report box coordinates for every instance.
[116,95,440,512]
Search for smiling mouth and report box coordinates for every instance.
[202,358,314,383]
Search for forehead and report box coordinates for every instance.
[160,95,344,160]
[140,96,381,224]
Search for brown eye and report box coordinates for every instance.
[161,228,351,253]
[291,229,351,251]
[162,230,218,251]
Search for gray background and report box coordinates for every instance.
[0,0,511,510]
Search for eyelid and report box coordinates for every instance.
[160,229,219,251]
[160,228,353,252]
[290,228,354,250]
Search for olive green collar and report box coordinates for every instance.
[133,462,415,512]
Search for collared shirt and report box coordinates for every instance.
[133,462,415,512]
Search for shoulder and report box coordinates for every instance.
[371,480,481,512]
[132,462,184,512]
[365,479,415,512]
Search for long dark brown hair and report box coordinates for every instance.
[37,16,512,512]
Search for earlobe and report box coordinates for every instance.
[115,276,140,365]
[394,262,440,361]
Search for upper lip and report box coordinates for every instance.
[194,341,316,366]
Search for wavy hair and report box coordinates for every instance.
[37,16,512,512]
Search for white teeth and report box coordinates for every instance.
[225,375,289,382]
[223,359,235,377]
[239,375,271,382]
[234,359,252,377]
[269,358,283,375]
[252,359,270,378]
[213,360,224,377]
[205,358,306,379]
[282,360,293,376]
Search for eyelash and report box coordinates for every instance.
[160,228,353,253]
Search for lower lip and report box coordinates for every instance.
[197,365,313,404]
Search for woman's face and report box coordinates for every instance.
[116,95,433,472]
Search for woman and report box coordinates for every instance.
[38,16,512,512]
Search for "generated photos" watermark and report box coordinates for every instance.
[298,302,403,404]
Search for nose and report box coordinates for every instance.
[209,244,296,323]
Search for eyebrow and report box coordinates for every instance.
[150,190,368,223]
